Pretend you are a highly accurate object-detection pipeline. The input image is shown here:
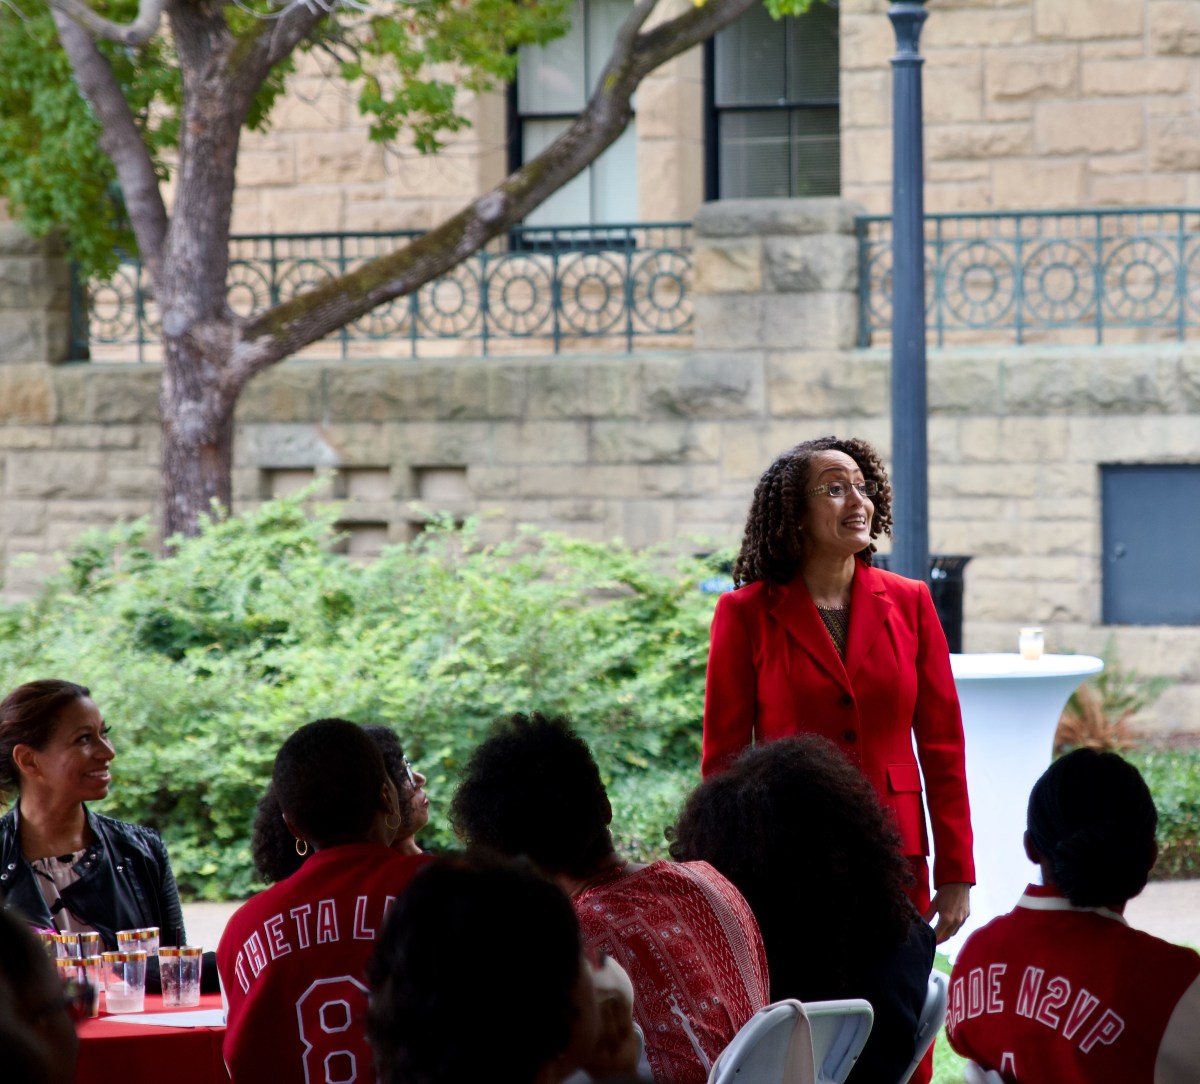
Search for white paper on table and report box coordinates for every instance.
[104,1009,225,1028]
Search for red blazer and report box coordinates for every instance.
[702,560,975,889]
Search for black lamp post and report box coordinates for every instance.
[888,1,930,583]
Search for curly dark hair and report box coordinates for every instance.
[367,853,582,1084]
[0,680,92,799]
[669,735,916,1000]
[449,713,613,879]
[1027,748,1158,908]
[253,724,418,882]
[733,435,893,586]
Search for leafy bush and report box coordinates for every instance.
[1126,746,1200,881]
[0,499,725,899]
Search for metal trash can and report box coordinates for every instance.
[873,554,972,653]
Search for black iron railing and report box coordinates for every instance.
[72,223,694,361]
[857,207,1200,346]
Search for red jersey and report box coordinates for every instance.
[573,860,770,1084]
[948,884,1200,1084]
[217,843,430,1084]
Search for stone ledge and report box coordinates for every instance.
[693,198,866,239]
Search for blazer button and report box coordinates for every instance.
[843,729,858,743]
[840,694,853,707]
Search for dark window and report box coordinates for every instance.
[706,1,840,200]
[1101,464,1200,625]
[511,0,637,227]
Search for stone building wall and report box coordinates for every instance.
[841,0,1200,213]
[1,200,1198,732]
[223,0,1200,234]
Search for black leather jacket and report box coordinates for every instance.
[0,803,185,949]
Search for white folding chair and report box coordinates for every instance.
[803,998,874,1084]
[897,971,949,1084]
[707,999,818,1084]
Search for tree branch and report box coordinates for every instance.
[228,0,760,386]
[51,8,169,279]
[48,0,167,46]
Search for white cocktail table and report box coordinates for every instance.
[940,652,1104,957]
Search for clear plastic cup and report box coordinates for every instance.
[102,950,147,1013]
[79,955,103,1018]
[34,932,57,959]
[53,957,81,983]
[52,933,81,959]
[159,946,202,1008]
[77,932,101,958]
[116,928,159,955]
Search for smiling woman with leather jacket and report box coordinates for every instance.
[0,680,190,987]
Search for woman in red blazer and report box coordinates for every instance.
[702,435,974,943]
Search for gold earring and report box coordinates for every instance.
[384,812,402,832]
[294,838,309,857]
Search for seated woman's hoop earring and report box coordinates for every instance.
[384,813,402,833]
[294,837,309,857]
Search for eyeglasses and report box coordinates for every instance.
[805,480,879,500]
[401,756,417,789]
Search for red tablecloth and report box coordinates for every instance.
[76,992,229,1084]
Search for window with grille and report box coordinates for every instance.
[511,0,637,227]
[706,1,840,199]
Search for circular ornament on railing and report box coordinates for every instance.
[275,258,337,302]
[1102,238,1177,323]
[484,254,553,337]
[864,243,894,328]
[865,246,936,324]
[87,267,141,343]
[416,264,481,337]
[1021,239,1094,325]
[631,249,692,333]
[1185,237,1200,319]
[940,240,1016,327]
[226,261,272,318]
[558,252,626,335]
[351,296,414,339]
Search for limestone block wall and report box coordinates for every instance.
[3,343,1198,732]
[841,0,1200,213]
[2,199,1198,732]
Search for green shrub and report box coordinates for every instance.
[0,499,724,899]
[1126,747,1200,881]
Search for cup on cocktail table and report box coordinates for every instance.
[77,931,101,958]
[34,932,57,959]
[102,950,147,1013]
[159,946,203,1008]
[1018,626,1045,661]
[116,927,159,955]
[79,955,103,1018]
[52,933,81,959]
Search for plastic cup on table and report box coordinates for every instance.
[34,932,57,959]
[79,955,103,1018]
[160,946,203,1008]
[77,931,101,958]
[52,933,81,959]
[1018,626,1044,661]
[102,950,147,1014]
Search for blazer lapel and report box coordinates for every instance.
[768,577,849,689]
[845,560,893,682]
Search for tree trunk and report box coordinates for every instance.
[159,334,237,541]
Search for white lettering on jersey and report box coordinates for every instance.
[316,899,338,945]
[265,913,292,960]
[352,896,374,940]
[291,903,313,949]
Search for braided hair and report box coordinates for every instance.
[733,436,893,586]
[1027,748,1158,908]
